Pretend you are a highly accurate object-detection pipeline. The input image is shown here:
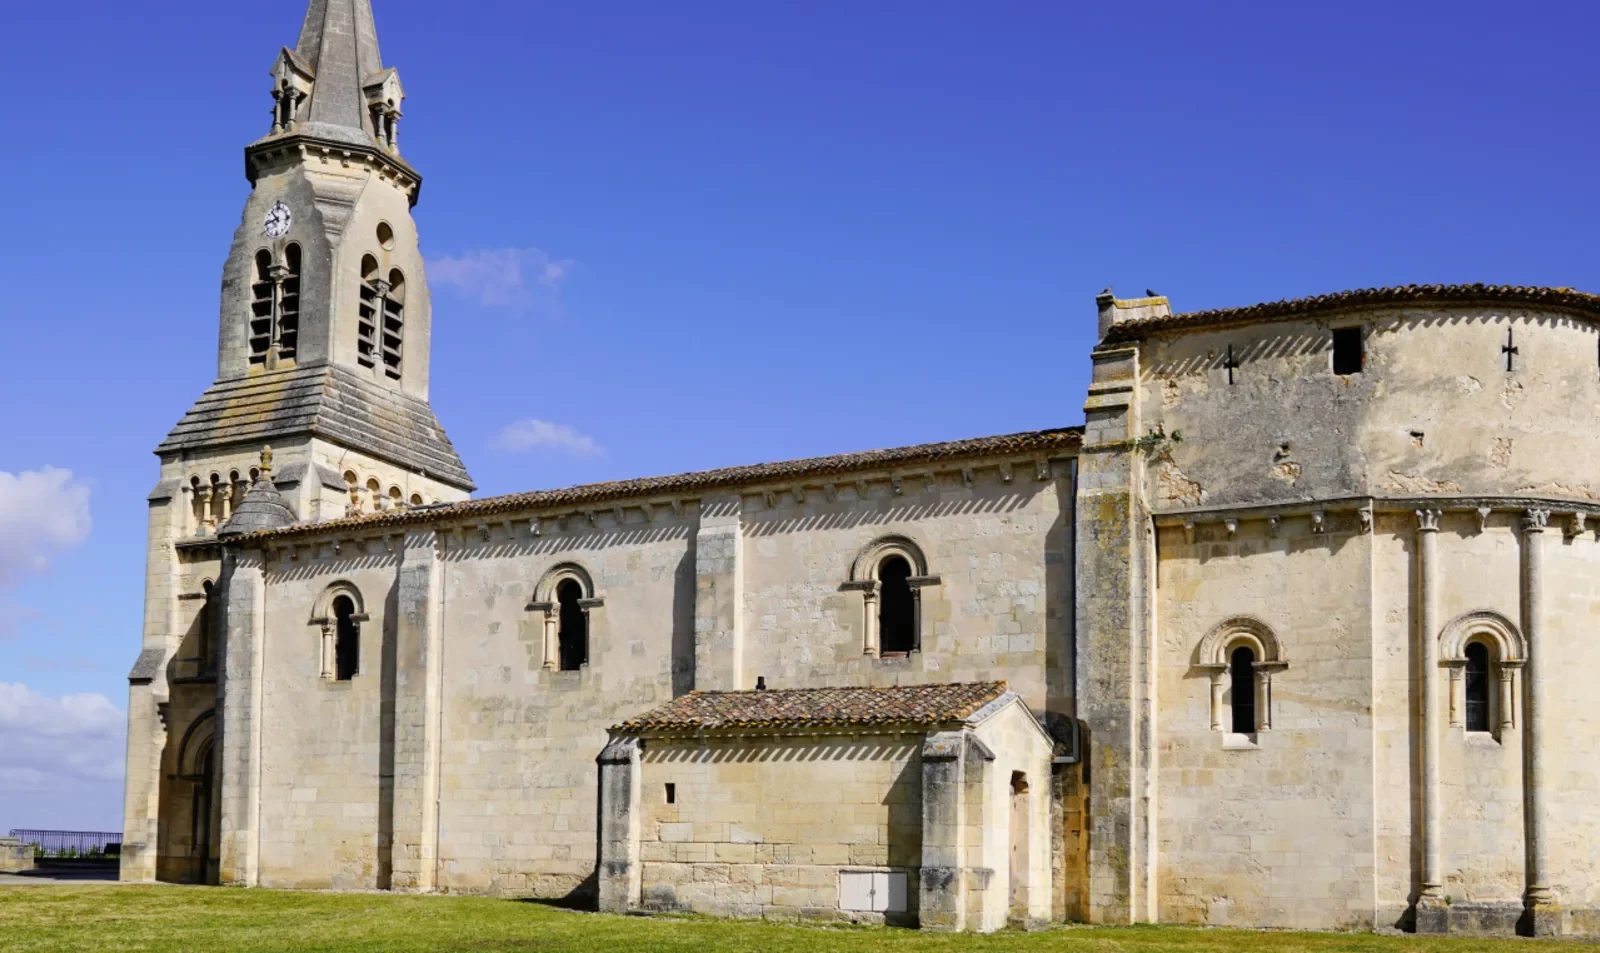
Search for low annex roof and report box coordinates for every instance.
[230,425,1082,543]
[612,682,1010,734]
[1104,283,1600,343]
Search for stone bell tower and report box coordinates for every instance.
[122,0,472,884]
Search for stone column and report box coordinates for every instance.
[1498,666,1518,732]
[390,529,444,891]
[1415,509,1445,929]
[919,731,968,932]
[1208,671,1225,731]
[693,495,744,691]
[1521,508,1560,934]
[862,585,881,657]
[217,548,266,886]
[596,737,642,913]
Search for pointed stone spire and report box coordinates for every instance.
[290,0,389,146]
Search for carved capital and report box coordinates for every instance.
[1415,509,1442,533]
[1523,508,1551,534]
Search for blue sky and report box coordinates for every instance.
[2,0,1597,829]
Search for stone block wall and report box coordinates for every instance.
[635,735,924,923]
[0,838,34,873]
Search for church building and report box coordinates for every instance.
[122,0,1600,937]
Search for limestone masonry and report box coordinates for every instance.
[122,0,1600,937]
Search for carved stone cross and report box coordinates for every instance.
[1223,344,1241,385]
[1502,328,1519,372]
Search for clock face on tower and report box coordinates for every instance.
[263,202,293,239]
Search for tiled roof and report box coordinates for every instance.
[1103,284,1600,342]
[158,364,474,491]
[230,426,1082,543]
[613,682,1009,734]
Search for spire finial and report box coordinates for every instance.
[260,445,274,477]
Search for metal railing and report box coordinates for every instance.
[7,830,122,858]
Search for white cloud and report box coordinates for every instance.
[0,683,126,831]
[493,419,605,459]
[429,247,577,313]
[0,468,92,586]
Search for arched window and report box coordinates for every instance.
[878,556,916,656]
[279,244,301,361]
[532,564,603,672]
[557,580,588,672]
[333,596,360,681]
[358,255,381,369]
[382,269,405,380]
[248,246,301,368]
[1198,617,1287,737]
[1464,642,1491,733]
[198,580,217,674]
[249,250,274,365]
[1229,646,1256,734]
[846,536,939,659]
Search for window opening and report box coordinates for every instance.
[382,270,405,380]
[557,580,588,671]
[334,595,360,681]
[878,556,916,656]
[1332,327,1363,375]
[249,251,274,365]
[1229,645,1256,734]
[198,581,216,673]
[665,784,676,805]
[278,244,301,361]
[358,256,380,368]
[1465,642,1491,732]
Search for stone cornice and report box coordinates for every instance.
[245,132,422,205]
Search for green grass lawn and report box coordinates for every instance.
[0,886,1584,953]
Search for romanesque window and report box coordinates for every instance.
[1197,617,1288,738]
[531,564,602,672]
[1464,642,1491,732]
[846,537,940,659]
[358,260,405,380]
[334,596,360,681]
[312,584,367,682]
[248,245,301,368]
[198,580,217,675]
[557,580,588,671]
[1229,646,1256,734]
[1439,611,1525,736]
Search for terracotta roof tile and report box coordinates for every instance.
[1104,284,1600,343]
[232,426,1082,543]
[613,682,1009,734]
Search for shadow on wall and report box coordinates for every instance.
[745,492,1039,538]
[379,579,399,890]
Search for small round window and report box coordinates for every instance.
[377,222,396,250]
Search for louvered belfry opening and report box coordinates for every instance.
[249,251,274,365]
[358,255,380,368]
[278,244,302,361]
[381,269,405,379]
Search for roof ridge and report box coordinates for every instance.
[229,425,1083,542]
[1106,283,1600,342]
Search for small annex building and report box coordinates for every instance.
[596,682,1057,933]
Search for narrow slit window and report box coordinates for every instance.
[1332,327,1363,375]
[249,250,274,365]
[333,596,360,681]
[557,579,588,671]
[357,255,380,368]
[878,556,917,656]
[1229,645,1256,734]
[1465,642,1491,732]
[665,784,676,805]
[278,244,301,362]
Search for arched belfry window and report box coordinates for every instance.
[531,564,603,672]
[845,536,941,659]
[1198,617,1288,737]
[248,245,301,368]
[1439,611,1525,736]
[357,260,404,380]
[311,584,368,682]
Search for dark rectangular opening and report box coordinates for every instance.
[665,784,676,805]
[1332,327,1363,375]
